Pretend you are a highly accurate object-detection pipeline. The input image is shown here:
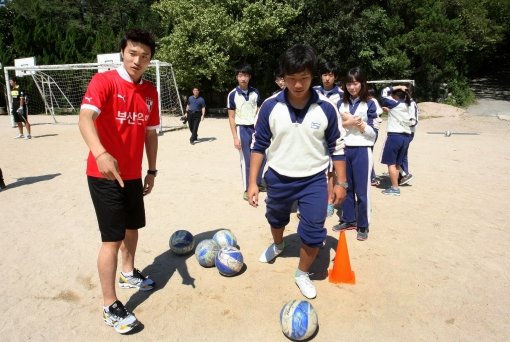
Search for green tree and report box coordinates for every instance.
[153,0,300,95]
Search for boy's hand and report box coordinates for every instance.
[332,186,346,206]
[247,183,259,207]
[233,137,241,150]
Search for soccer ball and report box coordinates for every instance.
[169,230,195,255]
[215,246,244,276]
[280,300,318,341]
[212,229,237,248]
[195,239,221,267]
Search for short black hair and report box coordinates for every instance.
[120,29,156,58]
[235,63,253,76]
[319,61,339,77]
[10,76,17,83]
[279,44,317,76]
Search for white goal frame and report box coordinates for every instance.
[3,60,184,133]
[368,79,415,87]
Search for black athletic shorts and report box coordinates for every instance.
[87,176,146,242]
[12,108,27,123]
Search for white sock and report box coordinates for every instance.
[295,269,307,277]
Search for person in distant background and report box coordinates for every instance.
[380,85,417,196]
[313,61,344,218]
[398,84,418,186]
[227,63,265,201]
[273,71,286,94]
[185,87,206,145]
[10,76,32,139]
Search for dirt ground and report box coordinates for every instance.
[0,100,509,341]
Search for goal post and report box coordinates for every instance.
[3,61,184,133]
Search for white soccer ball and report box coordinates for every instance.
[280,300,318,341]
[212,229,237,248]
[195,239,221,267]
[215,246,244,276]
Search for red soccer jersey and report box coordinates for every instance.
[81,66,160,180]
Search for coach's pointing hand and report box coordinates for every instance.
[96,152,124,187]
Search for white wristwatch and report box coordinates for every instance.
[335,181,348,189]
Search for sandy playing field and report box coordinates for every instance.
[1,102,509,341]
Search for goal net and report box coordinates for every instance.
[3,61,184,133]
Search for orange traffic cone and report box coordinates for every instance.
[328,231,355,284]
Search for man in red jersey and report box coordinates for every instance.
[79,29,159,334]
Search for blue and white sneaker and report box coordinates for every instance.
[381,187,400,196]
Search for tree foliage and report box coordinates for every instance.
[152,0,300,94]
[1,0,508,107]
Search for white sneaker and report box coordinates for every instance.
[259,242,284,263]
[103,300,139,334]
[118,268,155,291]
[25,134,32,140]
[295,272,317,299]
[14,134,24,139]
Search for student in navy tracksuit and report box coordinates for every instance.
[247,44,347,299]
[398,85,418,185]
[313,61,344,106]
[313,61,344,217]
[368,88,384,185]
[227,63,265,200]
[332,67,378,241]
[380,85,417,196]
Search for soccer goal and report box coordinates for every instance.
[3,61,184,133]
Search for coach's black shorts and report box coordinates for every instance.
[87,176,146,242]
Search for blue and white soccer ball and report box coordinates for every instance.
[195,239,221,267]
[169,230,195,255]
[215,246,244,276]
[280,300,318,341]
[212,229,237,248]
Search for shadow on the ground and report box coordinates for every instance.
[470,54,510,101]
[125,228,222,312]
[3,173,61,190]
[272,233,340,281]
[193,137,217,144]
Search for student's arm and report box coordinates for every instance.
[78,108,124,187]
[143,128,158,195]
[338,102,360,128]
[228,109,241,150]
[247,152,264,207]
[332,160,347,206]
[201,99,206,120]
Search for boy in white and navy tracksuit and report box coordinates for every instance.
[227,63,265,199]
[247,44,347,299]
[380,85,417,195]
[313,61,344,106]
[313,61,344,217]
